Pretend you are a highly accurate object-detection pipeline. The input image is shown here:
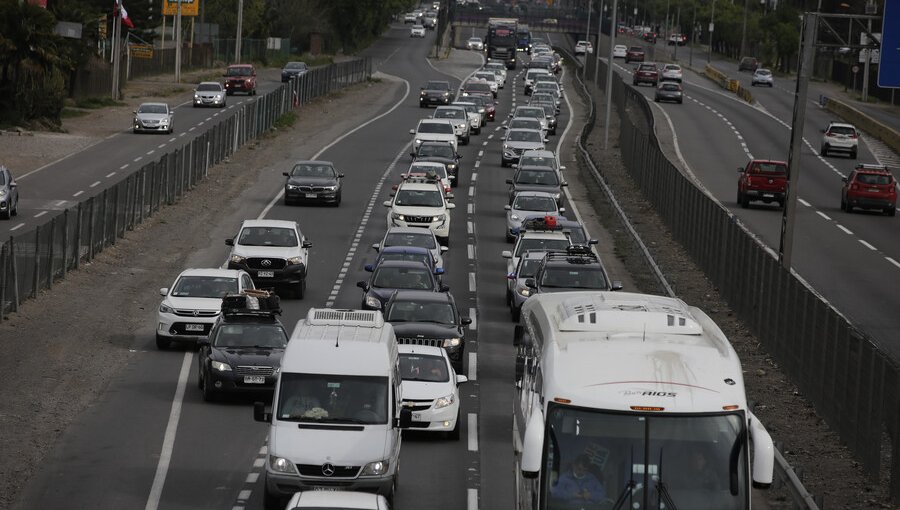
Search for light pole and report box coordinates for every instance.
[585,0,592,79]
[708,0,716,62]
[739,0,749,59]
[689,6,697,66]
[235,0,243,63]
[174,0,183,82]
[594,0,605,84]
[665,0,671,43]
[604,0,619,150]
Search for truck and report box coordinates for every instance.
[516,24,532,53]
[487,17,518,69]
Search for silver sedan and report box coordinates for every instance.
[504,191,564,242]
[133,102,173,134]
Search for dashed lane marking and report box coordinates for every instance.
[467,413,479,452]
[860,240,877,251]
[887,257,900,269]
[469,307,477,330]
[106,172,116,178]
[119,164,129,170]
[34,211,47,218]
[837,224,854,235]
[468,353,477,381]
[90,181,101,188]
[468,272,476,292]
[467,244,475,260]
[10,223,24,231]
[73,190,84,197]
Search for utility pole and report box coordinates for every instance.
[175,0,183,82]
[594,0,605,84]
[708,0,716,62]
[674,6,680,59]
[739,0,749,58]
[861,0,876,102]
[690,4,697,66]
[111,5,121,99]
[235,0,244,63]
[779,12,817,269]
[664,0,671,43]
[585,0,592,80]
[604,0,619,150]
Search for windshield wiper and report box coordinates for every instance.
[299,416,370,424]
[656,480,678,510]
[611,479,637,510]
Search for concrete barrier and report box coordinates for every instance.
[823,97,900,155]
[703,64,755,104]
[704,64,729,88]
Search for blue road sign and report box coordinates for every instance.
[877,0,900,88]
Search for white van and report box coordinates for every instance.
[254,308,411,510]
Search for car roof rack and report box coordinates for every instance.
[854,163,891,172]
[401,172,443,184]
[221,291,282,317]
[542,245,600,264]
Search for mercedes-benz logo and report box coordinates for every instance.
[321,463,335,477]
[260,259,272,267]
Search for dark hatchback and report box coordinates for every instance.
[283,160,343,206]
[281,61,309,82]
[358,259,448,311]
[197,294,288,401]
[384,290,471,373]
[411,141,462,184]
[507,165,567,206]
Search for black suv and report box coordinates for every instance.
[419,80,455,107]
[411,141,462,186]
[507,165,567,206]
[282,160,344,206]
[525,245,623,294]
[384,289,471,372]
[357,259,448,311]
[197,293,289,401]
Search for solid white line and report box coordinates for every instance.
[886,257,900,269]
[467,414,478,452]
[90,181,101,188]
[468,353,477,381]
[469,307,476,330]
[144,352,192,510]
[73,190,84,197]
[33,211,47,218]
[10,223,24,231]
[836,224,854,235]
[816,211,831,220]
[106,172,116,178]
[468,488,478,510]
[469,272,476,292]
[859,240,877,250]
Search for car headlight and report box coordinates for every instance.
[518,287,531,297]
[553,193,561,200]
[194,94,200,99]
[458,123,466,129]
[503,144,511,151]
[442,337,461,348]
[365,295,382,309]
[211,361,232,372]
[286,184,299,190]
[269,455,298,475]
[159,303,173,314]
[215,94,223,100]
[361,460,390,476]
[230,255,246,264]
[287,256,304,265]
[434,393,455,409]
[511,214,520,221]
[323,185,337,191]
[442,92,449,97]
[447,164,457,171]
[420,91,426,97]
[392,212,405,221]
[415,139,422,145]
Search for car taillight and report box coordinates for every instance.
[849,134,858,139]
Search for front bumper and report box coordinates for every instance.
[133,122,170,133]
[823,139,857,151]
[225,81,253,93]
[420,95,452,106]
[390,216,450,239]
[285,186,340,203]
[227,261,307,287]
[266,470,395,499]
[194,96,225,107]
[157,312,218,341]
[406,401,459,433]
[205,368,278,394]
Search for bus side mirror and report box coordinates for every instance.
[254,401,272,423]
[396,407,412,429]
[521,412,545,479]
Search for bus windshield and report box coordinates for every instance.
[542,403,748,510]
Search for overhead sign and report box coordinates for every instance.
[162,0,199,17]
[878,0,900,88]
[129,44,153,59]
[858,32,881,64]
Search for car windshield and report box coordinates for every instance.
[517,108,544,119]
[388,300,455,324]
[284,62,307,70]
[418,122,454,134]
[465,83,492,93]
[508,131,543,143]
[639,65,656,71]
[515,238,571,257]
[517,259,542,278]
[629,46,643,52]
[455,103,477,114]
[238,227,298,247]
[560,225,587,244]
[394,189,444,207]
[468,37,482,43]
[426,81,449,90]
[434,109,464,119]
[829,126,856,135]
[213,323,287,348]
[475,73,495,81]
[417,144,455,159]
[756,69,772,76]
[372,266,434,290]
[0,173,5,185]
[226,67,252,76]
[138,104,167,114]
[661,84,681,91]
[409,164,447,178]
[665,65,681,71]
[277,373,388,424]
[379,252,431,266]
[385,232,436,250]
[511,119,542,130]
[520,156,558,170]
[540,267,609,289]
[290,163,335,178]
[197,83,222,92]
[857,173,892,185]
[516,169,559,185]
[171,276,238,298]
[751,162,786,174]
[514,195,557,212]
[400,353,450,383]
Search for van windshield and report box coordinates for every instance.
[277,373,389,424]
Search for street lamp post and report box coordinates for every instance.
[585,0,592,79]
[604,0,619,150]
[708,0,716,62]
[235,0,244,63]
[594,0,605,84]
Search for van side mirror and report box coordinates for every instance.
[396,407,413,429]
[302,240,313,249]
[225,238,234,246]
[282,172,290,177]
[611,281,624,291]
[254,401,272,423]
[456,375,469,385]
[439,284,450,292]
[159,288,168,296]
[372,243,381,251]
[461,317,472,325]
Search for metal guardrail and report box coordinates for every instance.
[560,44,828,509]
[0,57,373,318]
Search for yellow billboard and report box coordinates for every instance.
[162,0,199,17]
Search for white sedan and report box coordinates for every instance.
[661,63,683,82]
[286,491,390,509]
[410,24,426,37]
[613,44,628,58]
[467,37,484,51]
[574,40,593,54]
[399,344,468,439]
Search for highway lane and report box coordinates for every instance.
[0,71,285,238]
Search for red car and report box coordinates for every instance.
[841,164,897,216]
[467,93,496,122]
[223,64,257,96]
[632,63,659,86]
[625,46,645,63]
[737,159,788,209]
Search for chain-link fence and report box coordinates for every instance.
[572,46,900,503]
[0,57,372,317]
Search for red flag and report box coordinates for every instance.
[116,0,135,28]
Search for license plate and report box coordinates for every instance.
[257,271,274,278]
[869,188,881,192]
[305,193,317,198]
[185,324,205,332]
[763,193,774,198]
[244,376,265,384]
[412,412,423,421]
[312,487,341,491]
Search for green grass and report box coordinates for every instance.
[60,108,91,119]
[74,97,125,109]
[273,111,298,129]
[269,53,334,69]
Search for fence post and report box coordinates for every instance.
[87,197,95,261]
[100,188,108,249]
[0,241,7,319]
[61,209,69,278]
[9,236,18,312]
[47,216,55,289]
[32,225,40,298]
[74,203,82,270]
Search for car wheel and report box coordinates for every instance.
[295,279,306,299]
[501,158,508,168]
[226,90,232,96]
[821,144,829,156]
[263,482,284,510]
[851,149,858,159]
[506,232,515,243]
[887,206,897,217]
[511,306,521,322]
[677,99,683,104]
[333,192,342,207]
[133,128,139,134]
[845,202,853,213]
[1,208,9,220]
[506,289,513,306]
[201,374,217,402]
[11,198,17,216]
[447,413,461,440]
[155,334,170,350]
[474,126,481,135]
[463,135,470,145]
[739,192,750,209]
[439,236,449,248]
[654,97,660,102]
[840,198,847,211]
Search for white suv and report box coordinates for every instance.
[384,178,456,246]
[432,106,471,145]
[225,219,312,298]
[156,268,255,349]
[820,122,859,159]
[410,118,458,153]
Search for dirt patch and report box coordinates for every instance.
[0,74,401,510]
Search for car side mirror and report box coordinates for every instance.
[501,250,512,259]
[132,110,137,114]
[506,179,513,184]
[159,288,168,296]
[302,240,313,248]
[338,173,345,178]
[559,207,566,213]
[544,138,550,143]
[225,238,234,246]
[525,278,536,288]
[372,243,381,251]
[409,129,416,135]
[396,407,412,429]
[511,163,518,169]
[841,177,848,183]
[505,205,511,210]
[560,165,566,170]
[435,267,445,275]
[356,281,369,290]
[456,375,469,385]
[457,154,463,160]
[461,317,472,325]
[383,200,393,207]
[254,401,272,423]
[611,281,624,291]
[738,167,745,173]
[410,152,416,158]
[439,284,450,292]
[364,264,374,272]
[820,128,826,133]
[282,171,290,177]
[561,182,568,187]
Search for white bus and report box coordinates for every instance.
[513,291,774,510]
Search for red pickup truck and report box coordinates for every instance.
[737,159,788,209]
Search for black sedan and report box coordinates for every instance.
[384,290,471,373]
[357,260,448,311]
[281,61,309,82]
[197,307,288,402]
[283,160,343,206]
[411,141,462,187]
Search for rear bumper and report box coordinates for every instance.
[847,196,895,210]
[745,190,785,202]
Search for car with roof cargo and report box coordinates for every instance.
[841,163,897,216]
[525,245,622,296]
[283,160,343,206]
[501,129,547,168]
[357,260,448,311]
[133,102,173,134]
[156,268,256,349]
[225,219,312,298]
[419,80,455,107]
[505,191,565,242]
[386,290,471,373]
[501,216,575,294]
[373,227,448,269]
[401,160,453,194]
[223,63,256,95]
[736,159,788,209]
[473,71,500,96]
[193,81,227,107]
